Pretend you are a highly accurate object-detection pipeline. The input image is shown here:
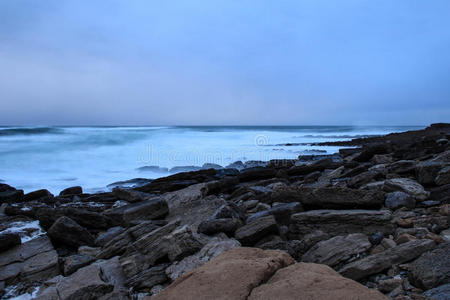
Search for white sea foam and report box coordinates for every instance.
[0,220,45,243]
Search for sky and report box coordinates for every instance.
[0,0,449,126]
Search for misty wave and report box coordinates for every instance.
[293,134,379,139]
[0,127,63,136]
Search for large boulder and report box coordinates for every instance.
[384,178,429,201]
[235,215,279,246]
[302,233,371,267]
[59,186,82,196]
[152,247,294,300]
[339,239,436,281]
[247,263,388,300]
[0,236,59,285]
[290,209,394,239]
[0,184,24,203]
[408,242,450,290]
[48,216,95,248]
[23,189,53,202]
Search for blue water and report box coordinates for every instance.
[0,126,423,194]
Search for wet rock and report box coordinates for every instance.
[385,191,416,210]
[235,215,279,246]
[197,218,242,236]
[63,254,94,275]
[152,247,294,300]
[104,197,168,226]
[248,263,388,300]
[384,178,429,201]
[59,186,82,196]
[408,242,450,289]
[302,233,371,267]
[0,233,21,252]
[339,239,436,281]
[290,209,394,239]
[48,216,95,248]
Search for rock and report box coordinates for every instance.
[59,186,82,196]
[246,202,303,225]
[248,263,388,300]
[197,218,242,236]
[385,191,416,210]
[436,166,450,186]
[78,246,101,257]
[63,254,94,275]
[416,161,442,185]
[384,178,429,201]
[287,158,339,176]
[238,167,277,182]
[0,233,21,252]
[95,226,126,247]
[202,163,223,169]
[290,209,394,239]
[339,239,436,281]
[0,184,24,203]
[152,247,294,300]
[126,264,169,290]
[369,232,384,245]
[440,204,450,216]
[105,197,168,226]
[35,264,114,300]
[36,207,113,230]
[389,160,416,174]
[302,233,371,267]
[211,203,245,220]
[423,283,450,300]
[23,189,53,201]
[226,161,245,170]
[395,233,417,244]
[166,236,241,281]
[348,171,377,188]
[372,154,393,164]
[274,187,385,209]
[408,242,450,289]
[354,143,390,162]
[235,215,279,246]
[48,216,95,248]
[0,236,59,285]
[441,229,450,242]
[381,238,397,249]
[112,187,150,203]
[378,278,403,293]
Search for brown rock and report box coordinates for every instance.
[152,247,294,300]
[397,218,414,228]
[248,263,388,300]
[395,233,417,244]
[440,204,450,216]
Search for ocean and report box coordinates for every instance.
[0,125,423,194]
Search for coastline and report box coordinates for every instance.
[0,123,449,299]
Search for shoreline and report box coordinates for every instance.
[0,123,449,299]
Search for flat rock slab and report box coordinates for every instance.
[290,209,394,239]
[152,247,294,300]
[248,263,388,300]
[339,239,436,281]
[235,215,279,246]
[105,197,168,225]
[302,233,371,267]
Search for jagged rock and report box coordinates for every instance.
[95,226,126,247]
[0,236,59,285]
[48,216,95,248]
[436,166,450,186]
[416,161,442,185]
[235,215,279,246]
[112,187,150,203]
[423,283,450,300]
[248,263,388,300]
[59,186,83,196]
[384,178,429,201]
[385,191,415,210]
[408,242,450,289]
[104,197,168,226]
[246,202,303,225]
[290,209,394,239]
[125,264,169,290]
[339,239,436,281]
[152,247,294,300]
[63,254,94,275]
[0,233,21,252]
[166,236,241,281]
[302,233,371,267]
[197,218,242,236]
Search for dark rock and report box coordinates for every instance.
[0,184,24,203]
[416,161,442,185]
[339,148,361,157]
[339,239,436,281]
[287,158,338,176]
[210,203,245,220]
[137,166,169,173]
[202,163,223,170]
[385,191,416,210]
[384,178,429,201]
[63,254,95,275]
[302,233,371,267]
[125,264,169,290]
[198,218,242,236]
[436,166,450,186]
[226,161,245,170]
[246,202,303,225]
[347,171,377,188]
[107,178,153,189]
[59,186,83,196]
[48,216,95,248]
[113,187,150,203]
[237,167,277,182]
[0,233,21,252]
[36,207,113,230]
[203,177,239,195]
[369,232,384,245]
[354,143,390,162]
[409,242,450,289]
[169,166,202,173]
[235,215,279,246]
[95,226,126,247]
[388,160,416,174]
[104,197,168,226]
[23,189,53,202]
[290,209,394,239]
[423,283,450,300]
[429,184,450,202]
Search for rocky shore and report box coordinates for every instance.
[1,123,449,300]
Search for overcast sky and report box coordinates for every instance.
[0,0,449,126]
